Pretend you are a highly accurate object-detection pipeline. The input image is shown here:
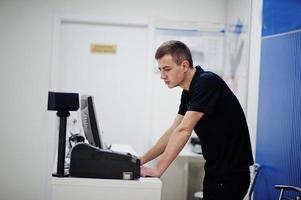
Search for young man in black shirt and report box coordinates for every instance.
[140,40,254,199]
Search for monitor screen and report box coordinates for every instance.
[80,95,105,149]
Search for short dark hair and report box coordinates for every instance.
[155,40,193,68]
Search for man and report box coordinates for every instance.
[140,40,254,200]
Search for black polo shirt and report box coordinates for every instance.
[178,66,254,177]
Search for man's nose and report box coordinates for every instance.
[160,71,167,79]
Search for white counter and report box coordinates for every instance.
[52,176,161,200]
[52,144,162,200]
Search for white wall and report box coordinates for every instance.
[0,0,227,200]
[219,0,262,159]
[224,0,251,111]
[225,0,261,157]
[246,0,263,157]
[0,2,53,200]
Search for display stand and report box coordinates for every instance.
[52,111,70,177]
[47,91,79,177]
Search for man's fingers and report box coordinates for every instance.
[140,165,148,177]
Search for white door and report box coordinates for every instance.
[56,20,151,155]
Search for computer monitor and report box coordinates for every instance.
[80,95,105,149]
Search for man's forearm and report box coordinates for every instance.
[155,127,192,176]
[140,112,203,178]
[140,115,184,165]
[140,128,172,165]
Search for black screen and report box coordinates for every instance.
[80,95,104,149]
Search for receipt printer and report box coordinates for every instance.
[69,143,140,180]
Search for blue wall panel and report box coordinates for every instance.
[255,31,301,199]
[262,0,301,36]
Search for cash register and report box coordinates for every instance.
[69,95,140,180]
[48,92,140,180]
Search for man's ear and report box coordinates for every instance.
[182,60,190,72]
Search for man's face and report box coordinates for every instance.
[158,54,186,88]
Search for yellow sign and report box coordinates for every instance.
[91,44,117,54]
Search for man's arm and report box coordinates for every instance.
[140,114,184,165]
[141,111,204,177]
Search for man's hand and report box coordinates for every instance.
[140,165,161,177]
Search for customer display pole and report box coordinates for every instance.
[47,91,79,177]
[53,111,70,177]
